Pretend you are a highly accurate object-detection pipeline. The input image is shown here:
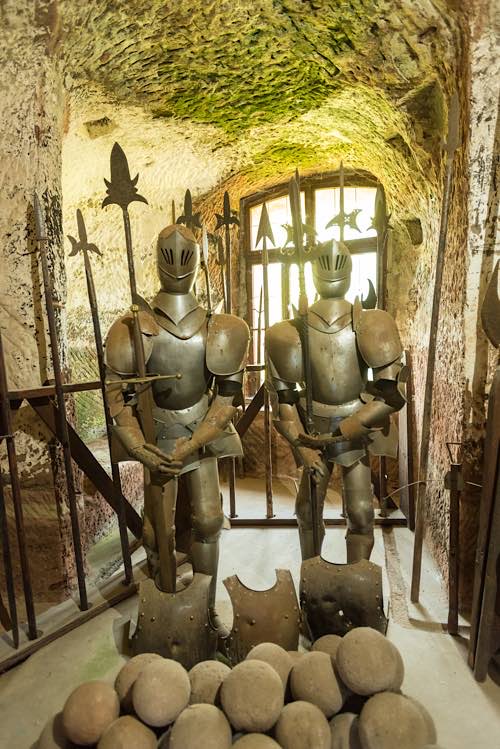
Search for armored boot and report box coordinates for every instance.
[346,529,374,563]
[191,539,229,637]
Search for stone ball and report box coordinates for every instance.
[290,651,346,717]
[132,659,190,728]
[232,735,282,747]
[220,660,284,732]
[246,642,294,687]
[189,660,231,705]
[287,651,305,665]
[97,716,156,749]
[170,704,232,749]
[358,692,429,749]
[330,712,362,749]
[407,697,437,744]
[62,681,119,746]
[275,700,331,749]
[115,653,164,712]
[336,628,401,696]
[387,641,404,691]
[312,634,343,662]
[37,713,76,749]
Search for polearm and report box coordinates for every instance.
[215,191,240,517]
[68,209,133,585]
[0,457,19,646]
[102,143,155,445]
[201,227,213,314]
[289,171,320,555]
[256,202,275,519]
[411,93,460,602]
[34,193,88,611]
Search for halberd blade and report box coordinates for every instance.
[177,188,201,230]
[102,142,148,210]
[361,278,377,309]
[67,209,101,257]
[256,202,275,248]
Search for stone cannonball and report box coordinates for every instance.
[115,653,164,712]
[246,642,294,687]
[132,659,190,728]
[37,712,76,749]
[232,735,282,747]
[275,700,331,749]
[387,641,405,691]
[336,628,402,696]
[312,634,343,662]
[330,712,362,749]
[408,697,437,745]
[97,716,156,749]
[62,681,120,746]
[358,692,429,749]
[188,660,231,705]
[170,704,232,749]
[290,651,346,717]
[220,660,284,732]
[287,651,305,665]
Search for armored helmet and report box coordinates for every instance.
[312,238,352,298]
[156,224,199,293]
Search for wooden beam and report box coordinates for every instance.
[8,380,101,403]
[29,399,142,539]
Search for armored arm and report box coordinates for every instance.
[170,314,250,462]
[338,308,406,441]
[105,311,181,476]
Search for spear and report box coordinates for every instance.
[326,161,362,240]
[68,209,133,585]
[102,142,155,445]
[256,202,275,519]
[34,192,88,611]
[201,227,213,314]
[289,171,320,554]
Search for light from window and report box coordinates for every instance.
[315,187,377,242]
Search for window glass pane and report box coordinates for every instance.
[251,264,283,362]
[250,192,305,250]
[315,186,377,242]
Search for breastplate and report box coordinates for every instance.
[223,569,300,664]
[308,323,367,405]
[148,322,211,410]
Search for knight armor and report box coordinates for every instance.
[266,239,406,563]
[105,224,249,630]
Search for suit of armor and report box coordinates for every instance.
[105,224,249,627]
[266,239,406,563]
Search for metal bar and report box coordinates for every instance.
[230,517,407,528]
[447,461,461,635]
[236,385,265,437]
[82,247,132,585]
[29,400,142,538]
[0,331,37,639]
[264,389,274,519]
[0,463,19,647]
[8,380,101,401]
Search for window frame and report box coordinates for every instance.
[239,169,387,369]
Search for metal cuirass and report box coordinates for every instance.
[300,557,388,639]
[223,570,300,663]
[131,574,217,668]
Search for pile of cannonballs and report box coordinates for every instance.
[37,627,445,748]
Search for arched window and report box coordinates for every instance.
[241,171,385,390]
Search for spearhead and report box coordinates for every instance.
[102,142,148,210]
[256,201,275,248]
[33,192,47,241]
[176,188,201,231]
[481,260,500,348]
[215,190,240,230]
[67,209,101,257]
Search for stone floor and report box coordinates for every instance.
[0,481,499,748]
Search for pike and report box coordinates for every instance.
[68,209,133,585]
[256,202,275,519]
[215,191,239,517]
[34,192,89,611]
[102,143,155,445]
[176,189,201,232]
[326,161,362,238]
[201,227,213,314]
[411,93,460,602]
[289,170,321,555]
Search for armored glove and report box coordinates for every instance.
[114,423,182,478]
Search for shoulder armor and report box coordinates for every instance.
[356,309,402,368]
[105,310,160,375]
[265,320,302,384]
[206,313,249,376]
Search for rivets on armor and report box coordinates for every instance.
[140,612,145,618]
[250,619,256,626]
[284,614,289,620]
[151,616,156,622]
[190,615,194,621]
[142,598,146,603]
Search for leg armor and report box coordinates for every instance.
[184,458,224,608]
[342,454,375,562]
[295,462,332,560]
[145,477,178,593]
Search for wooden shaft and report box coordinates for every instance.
[0,330,37,638]
[225,224,232,314]
[0,464,19,647]
[38,244,88,611]
[262,236,274,518]
[447,462,460,635]
[83,252,132,585]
